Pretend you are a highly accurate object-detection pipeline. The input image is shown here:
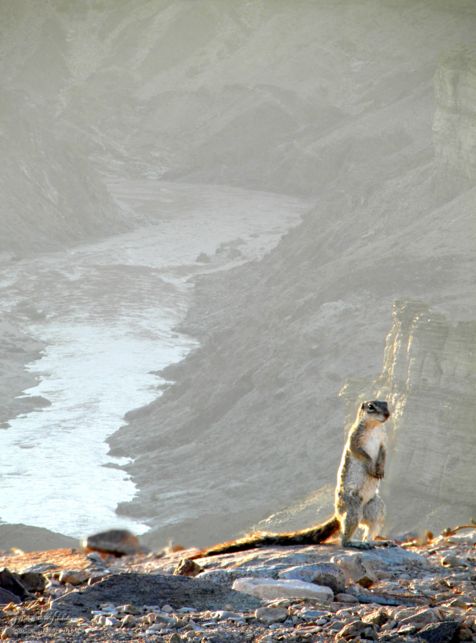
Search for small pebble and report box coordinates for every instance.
[104,616,119,626]
[335,592,359,603]
[255,605,288,624]
[118,603,142,615]
[212,610,243,621]
[298,609,329,621]
[91,615,105,626]
[121,614,136,627]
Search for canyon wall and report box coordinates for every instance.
[1,1,474,545]
[364,301,475,534]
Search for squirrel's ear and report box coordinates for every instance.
[360,402,366,410]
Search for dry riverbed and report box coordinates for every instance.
[0,527,474,642]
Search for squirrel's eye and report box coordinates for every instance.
[367,403,375,411]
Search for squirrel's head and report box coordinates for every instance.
[359,400,390,424]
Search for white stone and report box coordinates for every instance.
[232,576,334,602]
[279,563,346,594]
[447,529,476,545]
[104,617,119,627]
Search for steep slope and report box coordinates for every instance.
[108,7,476,547]
[110,171,475,547]
[3,0,475,254]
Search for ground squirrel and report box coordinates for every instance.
[194,400,390,557]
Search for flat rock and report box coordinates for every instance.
[399,607,438,627]
[331,546,429,584]
[229,547,327,571]
[255,605,288,624]
[358,546,430,568]
[232,576,334,602]
[418,620,459,643]
[335,592,359,603]
[446,529,476,544]
[51,572,261,617]
[196,569,237,585]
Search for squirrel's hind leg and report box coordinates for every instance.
[361,494,386,545]
[339,492,370,549]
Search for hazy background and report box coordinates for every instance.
[0,0,475,549]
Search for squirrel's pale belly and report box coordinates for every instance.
[361,426,384,460]
[337,425,385,505]
[360,470,380,504]
[358,426,384,503]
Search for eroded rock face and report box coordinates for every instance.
[433,48,476,180]
[373,301,476,534]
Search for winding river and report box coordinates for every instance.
[0,181,309,537]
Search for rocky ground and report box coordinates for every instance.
[0,526,474,642]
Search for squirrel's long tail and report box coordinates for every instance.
[194,516,340,558]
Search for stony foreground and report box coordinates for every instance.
[0,528,474,642]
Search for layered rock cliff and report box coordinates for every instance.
[375,302,476,533]
[433,48,476,181]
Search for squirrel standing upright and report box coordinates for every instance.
[194,400,391,557]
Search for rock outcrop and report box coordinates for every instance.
[375,301,476,533]
[433,48,476,180]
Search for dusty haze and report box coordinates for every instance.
[0,0,475,549]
